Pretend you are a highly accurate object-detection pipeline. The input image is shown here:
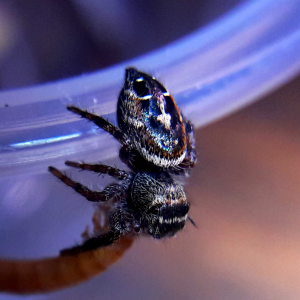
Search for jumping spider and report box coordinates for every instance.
[49,68,196,255]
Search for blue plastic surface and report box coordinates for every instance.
[1,0,300,177]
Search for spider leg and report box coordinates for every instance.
[60,229,121,255]
[185,120,197,162]
[48,166,128,202]
[65,161,131,180]
[178,119,197,173]
[60,208,132,255]
[67,106,129,146]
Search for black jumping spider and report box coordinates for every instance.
[49,68,196,255]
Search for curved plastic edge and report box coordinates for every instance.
[0,0,300,176]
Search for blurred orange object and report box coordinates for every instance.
[0,237,133,294]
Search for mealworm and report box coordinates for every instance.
[0,237,133,294]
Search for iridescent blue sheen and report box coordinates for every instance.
[117,68,195,171]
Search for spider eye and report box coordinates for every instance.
[149,205,161,215]
[155,81,168,94]
[133,78,151,98]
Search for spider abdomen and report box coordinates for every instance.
[117,68,187,168]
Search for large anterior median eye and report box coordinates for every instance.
[133,78,151,98]
[149,205,161,215]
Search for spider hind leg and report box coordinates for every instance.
[60,208,134,255]
[48,166,130,202]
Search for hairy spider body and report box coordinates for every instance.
[67,67,196,174]
[49,68,196,255]
[49,163,189,255]
[118,68,186,169]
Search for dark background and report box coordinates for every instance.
[0,0,240,90]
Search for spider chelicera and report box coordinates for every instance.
[49,68,196,256]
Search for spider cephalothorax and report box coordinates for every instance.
[67,67,196,175]
[49,163,190,255]
[130,171,189,239]
[49,68,196,255]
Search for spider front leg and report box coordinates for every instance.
[60,208,133,255]
[48,166,130,202]
[60,229,121,256]
[67,106,130,146]
[65,161,131,181]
